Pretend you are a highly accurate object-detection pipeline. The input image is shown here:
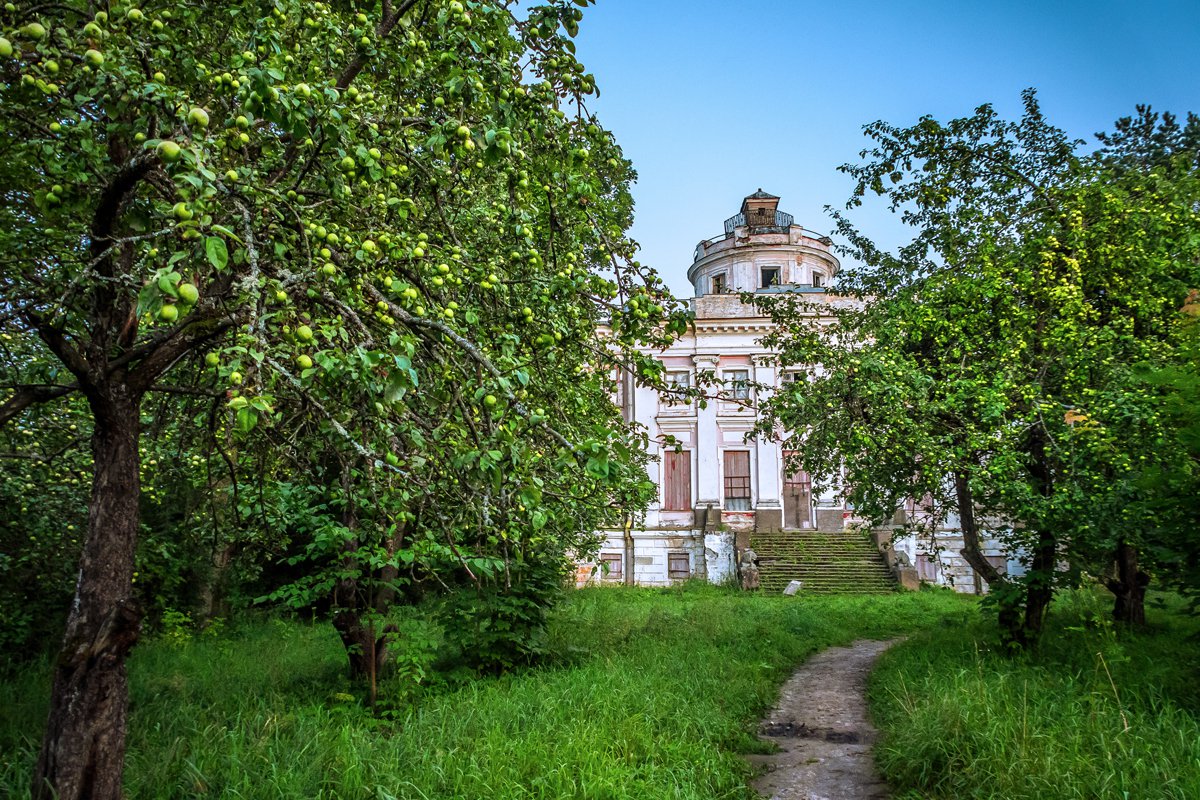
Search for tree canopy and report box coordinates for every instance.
[756,92,1200,643]
[0,1,686,797]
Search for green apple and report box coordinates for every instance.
[156,140,182,162]
[295,354,313,370]
[224,169,238,182]
[0,38,13,58]
[20,22,47,40]
[187,107,209,128]
[340,155,356,171]
[177,283,199,305]
[158,303,178,322]
[296,324,314,342]
[126,8,143,22]
[229,370,243,384]
[84,49,104,66]
[274,290,287,302]
[171,202,193,221]
[205,352,219,367]
[235,115,249,129]
[321,263,336,277]
[483,394,497,407]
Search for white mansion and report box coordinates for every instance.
[582,191,1018,593]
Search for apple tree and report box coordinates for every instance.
[755,92,1200,644]
[0,1,685,797]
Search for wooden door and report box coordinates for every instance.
[782,452,812,529]
[663,450,691,511]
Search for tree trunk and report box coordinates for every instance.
[954,471,1023,644]
[1022,432,1058,641]
[332,609,392,682]
[34,389,142,800]
[1106,540,1149,626]
[1023,528,1057,637]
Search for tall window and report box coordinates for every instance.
[811,271,825,288]
[760,266,781,288]
[711,273,727,294]
[663,450,692,511]
[723,450,751,511]
[724,369,751,401]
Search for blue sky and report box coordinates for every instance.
[570,0,1200,297]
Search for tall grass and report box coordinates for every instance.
[1,585,971,799]
[870,589,1200,800]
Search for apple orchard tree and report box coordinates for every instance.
[0,1,688,797]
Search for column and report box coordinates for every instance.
[752,355,782,532]
[692,354,721,509]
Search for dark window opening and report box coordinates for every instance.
[812,271,825,288]
[711,273,727,294]
[761,267,781,288]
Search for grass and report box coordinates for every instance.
[869,588,1200,800]
[0,585,972,799]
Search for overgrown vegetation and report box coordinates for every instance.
[0,587,973,799]
[871,589,1200,800]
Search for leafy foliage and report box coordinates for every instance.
[756,92,1200,641]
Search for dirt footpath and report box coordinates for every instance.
[747,639,899,800]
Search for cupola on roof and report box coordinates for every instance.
[725,189,793,233]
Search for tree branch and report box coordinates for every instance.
[0,383,78,428]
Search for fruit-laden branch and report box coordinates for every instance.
[127,310,239,395]
[0,383,79,428]
[336,0,424,90]
[364,284,587,460]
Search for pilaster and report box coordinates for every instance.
[693,354,721,506]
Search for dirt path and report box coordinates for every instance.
[747,639,899,800]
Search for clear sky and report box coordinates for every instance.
[570,0,1200,297]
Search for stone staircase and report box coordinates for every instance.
[751,529,898,594]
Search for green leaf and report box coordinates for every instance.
[205,236,229,270]
[236,406,258,433]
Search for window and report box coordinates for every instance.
[781,370,802,387]
[723,450,751,511]
[664,370,691,406]
[811,271,825,288]
[760,266,781,288]
[724,369,751,401]
[711,273,727,294]
[663,450,692,511]
[668,552,690,581]
[599,552,622,579]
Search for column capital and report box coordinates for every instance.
[752,353,780,367]
[692,354,720,370]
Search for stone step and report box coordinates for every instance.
[750,530,899,594]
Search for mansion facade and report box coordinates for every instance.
[582,191,1017,593]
